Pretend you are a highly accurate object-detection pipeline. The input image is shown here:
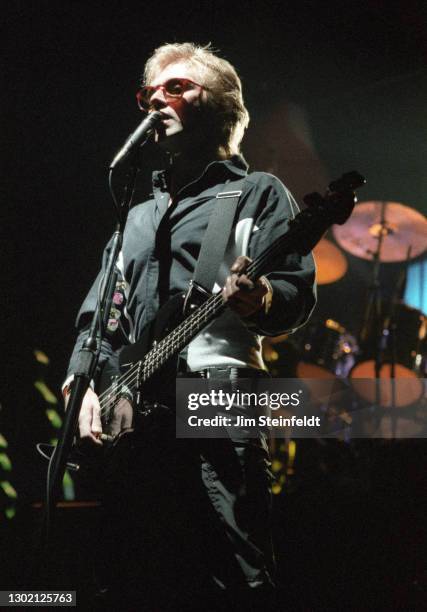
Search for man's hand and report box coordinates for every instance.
[106,397,133,438]
[64,387,103,446]
[222,256,271,318]
[64,387,133,445]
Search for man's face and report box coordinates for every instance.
[148,62,209,153]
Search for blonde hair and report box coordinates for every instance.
[143,42,250,157]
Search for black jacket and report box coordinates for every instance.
[67,155,316,380]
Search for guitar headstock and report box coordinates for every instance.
[292,171,366,255]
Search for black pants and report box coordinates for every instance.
[95,375,275,610]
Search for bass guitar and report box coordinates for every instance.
[96,171,366,436]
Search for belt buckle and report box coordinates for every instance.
[207,366,232,379]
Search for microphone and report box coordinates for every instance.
[110,111,163,169]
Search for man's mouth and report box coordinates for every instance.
[158,112,173,122]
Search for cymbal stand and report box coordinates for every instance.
[385,248,411,438]
[360,201,389,411]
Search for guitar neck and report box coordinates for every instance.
[140,210,326,382]
[141,292,225,384]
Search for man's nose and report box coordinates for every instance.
[149,87,167,109]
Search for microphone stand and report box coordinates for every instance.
[41,148,142,558]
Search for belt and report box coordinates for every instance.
[179,366,270,380]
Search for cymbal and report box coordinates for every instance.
[333,201,427,262]
[313,238,348,284]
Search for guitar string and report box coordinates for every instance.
[100,211,307,409]
[97,290,223,405]
[103,284,227,389]
[102,198,351,408]
[98,299,221,417]
[97,226,305,419]
[101,219,299,404]
[97,233,300,419]
[98,294,225,418]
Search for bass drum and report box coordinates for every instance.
[295,318,358,380]
[350,304,426,408]
[289,319,358,407]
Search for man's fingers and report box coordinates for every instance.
[223,273,250,297]
[222,272,268,318]
[223,274,265,299]
[108,398,133,437]
[91,402,103,434]
[78,408,92,438]
[230,255,251,273]
[120,399,133,430]
[222,254,268,318]
[78,411,102,446]
[236,274,255,291]
[109,410,122,437]
[78,394,103,446]
[80,432,103,447]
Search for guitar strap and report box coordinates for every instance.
[191,177,246,293]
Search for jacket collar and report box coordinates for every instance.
[152,154,248,193]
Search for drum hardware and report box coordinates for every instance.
[264,200,426,433]
[263,316,359,411]
[357,399,427,438]
[361,214,405,415]
[334,199,427,417]
[350,303,426,408]
[333,201,427,262]
[294,318,358,382]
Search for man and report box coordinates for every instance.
[64,43,316,610]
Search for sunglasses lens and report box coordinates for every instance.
[164,79,186,96]
[137,79,197,110]
[137,87,152,110]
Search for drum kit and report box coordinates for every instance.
[264,200,427,438]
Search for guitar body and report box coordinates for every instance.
[91,295,190,469]
[117,282,214,401]
[123,294,183,401]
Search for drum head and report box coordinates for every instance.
[297,362,336,380]
[350,360,423,408]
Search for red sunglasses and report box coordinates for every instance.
[136,77,206,111]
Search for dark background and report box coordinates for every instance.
[2,1,426,608]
